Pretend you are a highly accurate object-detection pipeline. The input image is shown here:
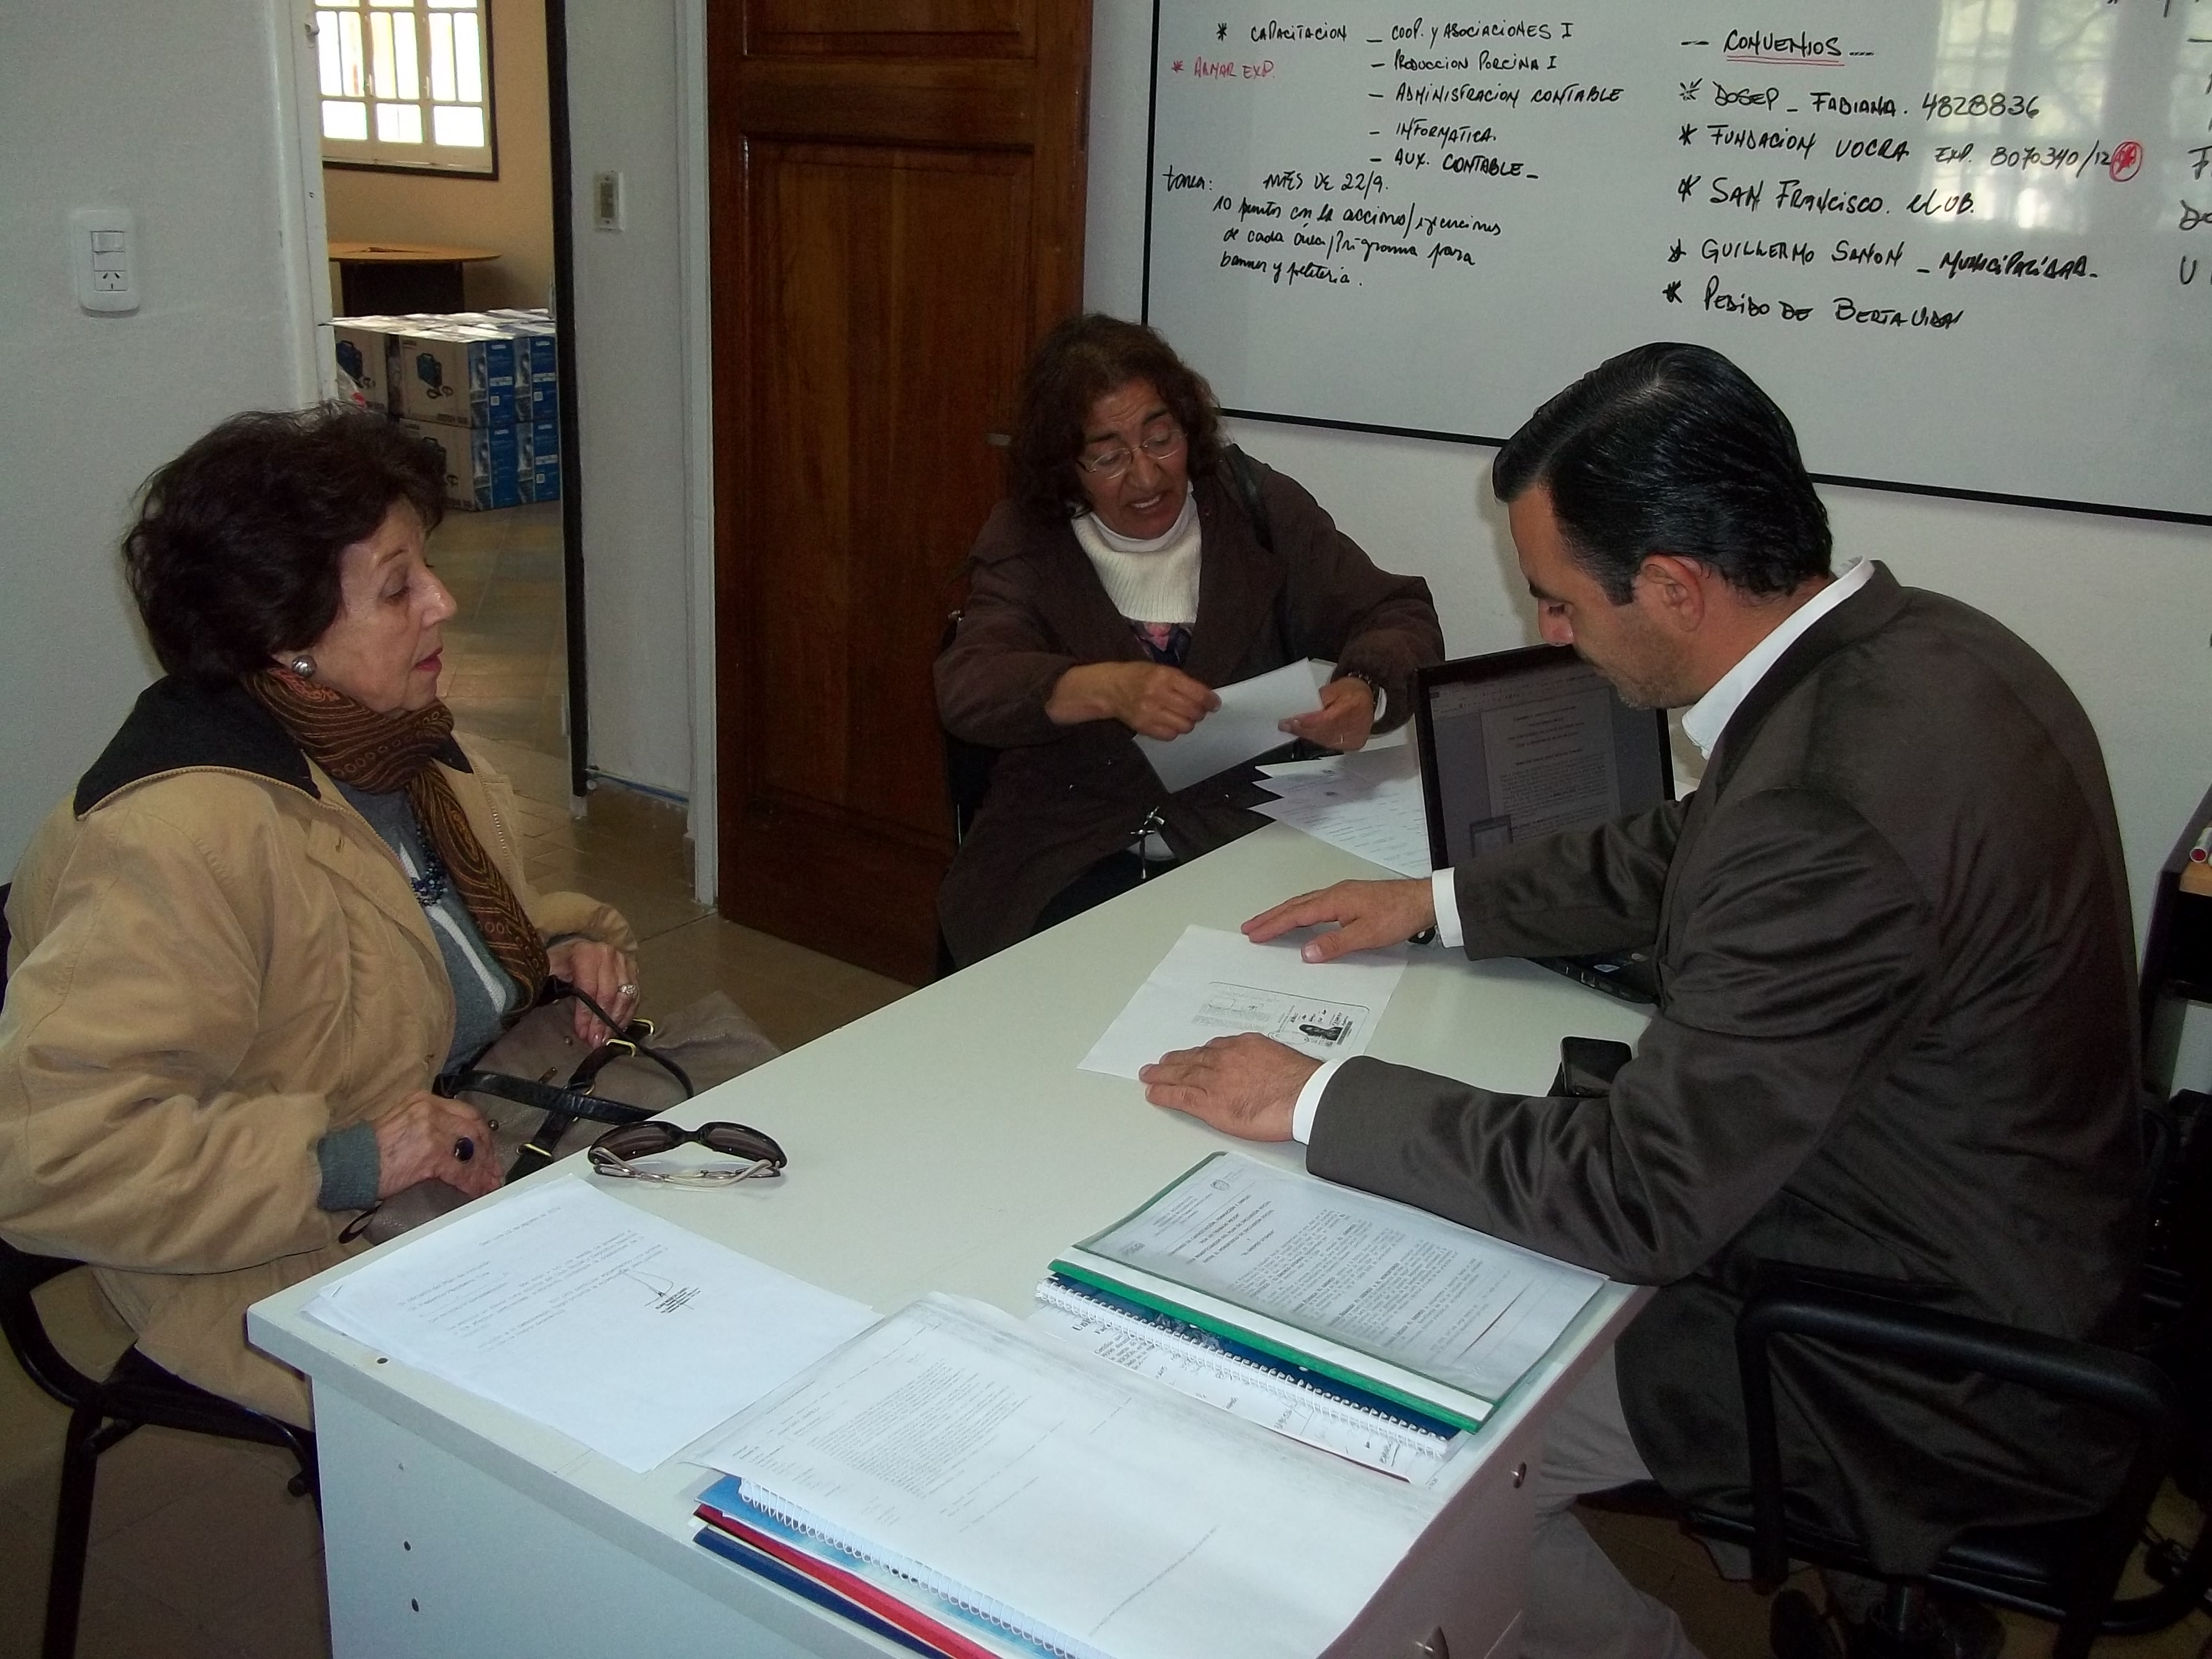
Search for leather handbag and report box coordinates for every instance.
[361,988,780,1242]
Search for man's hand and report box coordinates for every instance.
[1279,676,1374,752]
[1140,1035,1318,1140]
[373,1091,503,1201]
[547,937,639,1044]
[1244,878,1437,963]
[1047,662,1220,739]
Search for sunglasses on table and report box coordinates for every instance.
[587,1120,787,1187]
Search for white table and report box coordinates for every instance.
[250,825,1651,1659]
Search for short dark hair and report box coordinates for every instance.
[124,405,447,687]
[1491,343,1831,603]
[1008,314,1225,520]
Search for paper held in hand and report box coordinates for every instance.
[1078,923,1405,1080]
[1051,1151,1606,1433]
[1132,657,1331,792]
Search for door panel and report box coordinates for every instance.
[710,0,1088,982]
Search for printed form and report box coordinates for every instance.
[699,1294,1432,1659]
[1083,1154,1603,1407]
[305,1179,877,1470]
[1078,924,1405,1080]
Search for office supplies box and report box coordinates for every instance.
[391,322,522,428]
[331,319,401,414]
[399,416,521,511]
[1046,1151,1605,1434]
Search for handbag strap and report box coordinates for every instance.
[442,987,701,1181]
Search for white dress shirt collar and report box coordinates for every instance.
[1679,559,1872,759]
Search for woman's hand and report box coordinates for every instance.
[546,938,639,1044]
[1279,676,1374,752]
[373,1091,503,1201]
[1047,662,1220,739]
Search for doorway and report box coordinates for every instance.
[310,0,587,804]
[707,0,1094,984]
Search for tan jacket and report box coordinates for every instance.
[1,684,632,1424]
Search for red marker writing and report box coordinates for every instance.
[2110,141,2143,182]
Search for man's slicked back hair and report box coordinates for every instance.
[1490,343,1832,603]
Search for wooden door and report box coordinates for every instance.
[708,0,1090,984]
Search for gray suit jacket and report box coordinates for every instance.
[1309,565,2142,1574]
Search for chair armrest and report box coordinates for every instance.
[1733,1271,2183,1586]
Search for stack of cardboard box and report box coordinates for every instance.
[332,311,562,510]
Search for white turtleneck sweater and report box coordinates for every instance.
[1068,487,1202,625]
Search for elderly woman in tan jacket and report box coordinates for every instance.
[0,408,638,1426]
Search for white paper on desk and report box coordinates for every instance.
[1251,744,1433,877]
[701,1293,1431,1659]
[1079,923,1405,1079]
[304,1180,877,1472]
[1132,658,1329,792]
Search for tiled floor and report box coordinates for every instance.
[4,505,2206,1657]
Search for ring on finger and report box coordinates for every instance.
[617,982,638,998]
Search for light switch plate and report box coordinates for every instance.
[71,207,138,313]
[591,171,624,232]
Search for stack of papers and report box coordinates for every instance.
[1251,744,1432,876]
[304,1180,877,1470]
[695,1293,1433,1659]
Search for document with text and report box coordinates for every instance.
[304,1179,877,1470]
[1078,924,1405,1081]
[1055,1153,1604,1428]
[1251,743,1432,876]
[698,1293,1432,1659]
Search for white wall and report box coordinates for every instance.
[1083,0,2211,948]
[563,0,696,801]
[0,0,322,871]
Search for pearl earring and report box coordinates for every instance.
[288,655,316,679]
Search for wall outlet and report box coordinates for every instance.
[591,171,625,232]
[71,207,138,314]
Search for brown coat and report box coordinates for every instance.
[0,681,633,1424]
[936,461,1443,965]
[1309,567,2142,1574]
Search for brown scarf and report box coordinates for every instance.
[247,668,549,999]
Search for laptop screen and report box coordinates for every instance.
[1413,645,1674,872]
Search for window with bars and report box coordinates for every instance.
[317,0,495,176]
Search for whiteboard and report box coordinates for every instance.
[1142,1,2212,524]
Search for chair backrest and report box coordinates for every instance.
[936,613,1000,845]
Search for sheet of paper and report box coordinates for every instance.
[1250,744,1433,875]
[1029,1282,1452,1482]
[1079,1152,1604,1407]
[305,1179,877,1471]
[1078,924,1405,1080]
[1132,658,1329,792]
[700,1293,1431,1659]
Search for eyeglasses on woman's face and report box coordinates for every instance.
[1077,422,1186,479]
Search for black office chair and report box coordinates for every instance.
[1587,1188,2212,1659]
[0,884,321,1659]
[934,612,1002,979]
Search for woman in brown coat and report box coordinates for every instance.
[935,314,1444,967]
[0,409,637,1424]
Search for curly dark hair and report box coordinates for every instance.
[124,405,448,688]
[1008,314,1226,520]
[1492,343,1832,604]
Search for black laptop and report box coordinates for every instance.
[1412,645,1674,1004]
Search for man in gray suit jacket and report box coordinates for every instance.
[1140,345,2142,1659]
